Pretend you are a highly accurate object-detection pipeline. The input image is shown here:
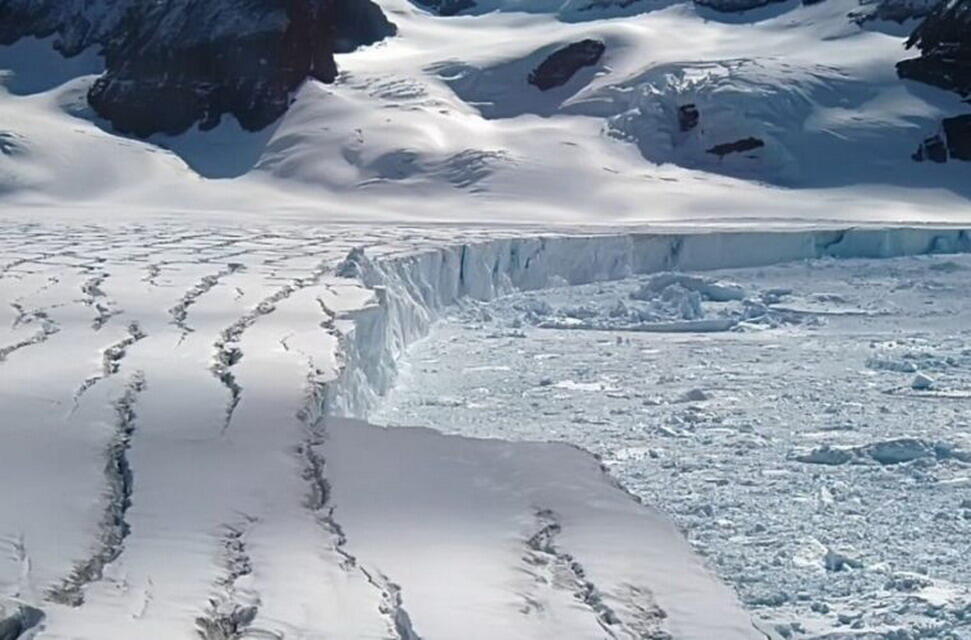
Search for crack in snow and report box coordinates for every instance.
[524,509,670,640]
[72,322,147,408]
[0,308,59,363]
[49,372,146,607]
[195,517,276,640]
[211,261,329,435]
[169,263,244,342]
[296,363,422,640]
[79,271,120,331]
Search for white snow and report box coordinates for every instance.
[4,0,971,634]
[1,224,828,640]
[2,0,971,224]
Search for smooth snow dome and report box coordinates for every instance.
[1,0,971,223]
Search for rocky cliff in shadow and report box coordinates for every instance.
[0,0,396,137]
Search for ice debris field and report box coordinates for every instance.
[1,222,970,640]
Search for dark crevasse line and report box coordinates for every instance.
[0,308,59,363]
[169,263,245,342]
[523,509,670,640]
[48,372,146,607]
[195,517,272,640]
[72,321,147,408]
[211,260,330,436]
[79,270,120,331]
[295,344,422,640]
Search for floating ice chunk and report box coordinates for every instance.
[792,445,855,465]
[513,298,552,316]
[632,273,746,303]
[677,388,712,403]
[609,300,630,318]
[560,304,600,319]
[863,438,934,465]
[866,357,918,373]
[824,548,862,572]
[791,538,828,571]
[911,372,935,390]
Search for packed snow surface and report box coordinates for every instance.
[373,253,971,639]
[2,0,971,225]
[0,223,783,640]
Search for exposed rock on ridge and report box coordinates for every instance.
[0,0,396,137]
[528,40,606,91]
[897,0,971,97]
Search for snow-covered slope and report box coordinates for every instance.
[1,223,811,640]
[1,0,970,224]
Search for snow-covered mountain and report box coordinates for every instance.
[0,0,395,136]
[3,3,971,639]
[0,0,970,224]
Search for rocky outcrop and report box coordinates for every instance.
[0,0,396,137]
[943,114,971,160]
[912,133,949,162]
[707,137,765,158]
[528,40,606,91]
[912,115,971,162]
[897,0,971,97]
[852,0,941,24]
[412,0,477,15]
[694,0,788,12]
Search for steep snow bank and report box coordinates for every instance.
[325,226,971,416]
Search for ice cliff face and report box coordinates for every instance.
[325,228,971,417]
[0,0,396,136]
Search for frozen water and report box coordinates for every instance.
[373,252,971,639]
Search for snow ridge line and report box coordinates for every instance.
[169,263,244,342]
[49,372,146,607]
[296,361,422,640]
[524,509,670,640]
[195,517,274,640]
[323,226,971,419]
[73,322,147,407]
[211,261,329,435]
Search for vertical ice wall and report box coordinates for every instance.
[324,227,971,417]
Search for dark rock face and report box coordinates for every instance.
[852,0,939,24]
[897,0,971,97]
[912,115,971,162]
[678,104,700,132]
[707,137,765,158]
[943,114,971,160]
[913,134,949,162]
[412,0,477,15]
[0,0,396,137]
[694,0,788,12]
[528,39,606,91]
